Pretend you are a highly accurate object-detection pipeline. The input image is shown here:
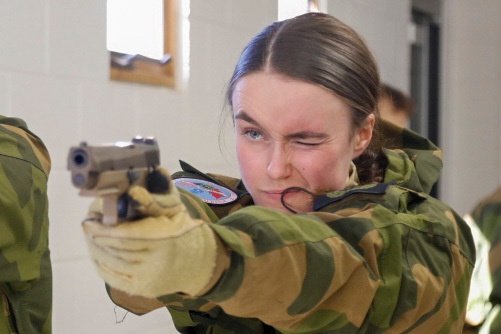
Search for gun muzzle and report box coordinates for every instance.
[67,136,160,190]
[70,148,92,187]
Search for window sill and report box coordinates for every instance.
[110,60,175,88]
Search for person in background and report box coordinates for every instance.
[464,187,501,333]
[0,116,52,333]
[378,83,414,128]
[81,12,474,333]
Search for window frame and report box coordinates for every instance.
[109,0,177,88]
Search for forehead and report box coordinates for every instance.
[232,72,352,128]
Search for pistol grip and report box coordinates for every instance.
[101,193,121,225]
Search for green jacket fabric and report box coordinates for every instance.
[108,122,474,333]
[0,116,52,333]
[465,187,501,333]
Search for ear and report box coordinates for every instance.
[352,114,375,159]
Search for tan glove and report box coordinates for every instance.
[82,167,218,298]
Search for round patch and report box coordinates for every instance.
[173,178,238,205]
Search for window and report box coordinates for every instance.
[278,0,326,20]
[107,0,179,87]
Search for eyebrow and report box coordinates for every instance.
[234,111,329,141]
[234,111,258,125]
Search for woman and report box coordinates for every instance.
[82,13,474,333]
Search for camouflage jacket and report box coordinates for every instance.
[108,122,474,333]
[0,116,52,333]
[464,187,501,333]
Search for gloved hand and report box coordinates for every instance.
[82,167,218,298]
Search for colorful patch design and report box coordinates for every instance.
[173,177,238,205]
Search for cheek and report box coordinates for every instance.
[236,141,260,180]
[300,151,352,191]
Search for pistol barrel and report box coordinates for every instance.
[68,137,160,190]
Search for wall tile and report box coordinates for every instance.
[0,0,48,72]
[9,73,80,168]
[48,0,108,80]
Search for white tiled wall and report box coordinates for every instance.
[1,0,500,332]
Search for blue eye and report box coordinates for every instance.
[245,129,262,140]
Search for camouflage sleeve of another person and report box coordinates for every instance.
[471,188,501,304]
[470,187,501,331]
[0,116,52,334]
[463,213,492,330]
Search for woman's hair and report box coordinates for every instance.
[225,12,387,184]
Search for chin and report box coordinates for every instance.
[260,203,297,214]
[254,195,311,214]
[274,206,295,214]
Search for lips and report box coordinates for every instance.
[262,190,284,201]
[262,188,301,200]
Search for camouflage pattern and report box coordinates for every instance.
[464,187,501,333]
[108,121,474,333]
[0,116,52,333]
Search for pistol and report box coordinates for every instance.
[68,136,161,225]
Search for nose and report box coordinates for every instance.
[267,143,292,180]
